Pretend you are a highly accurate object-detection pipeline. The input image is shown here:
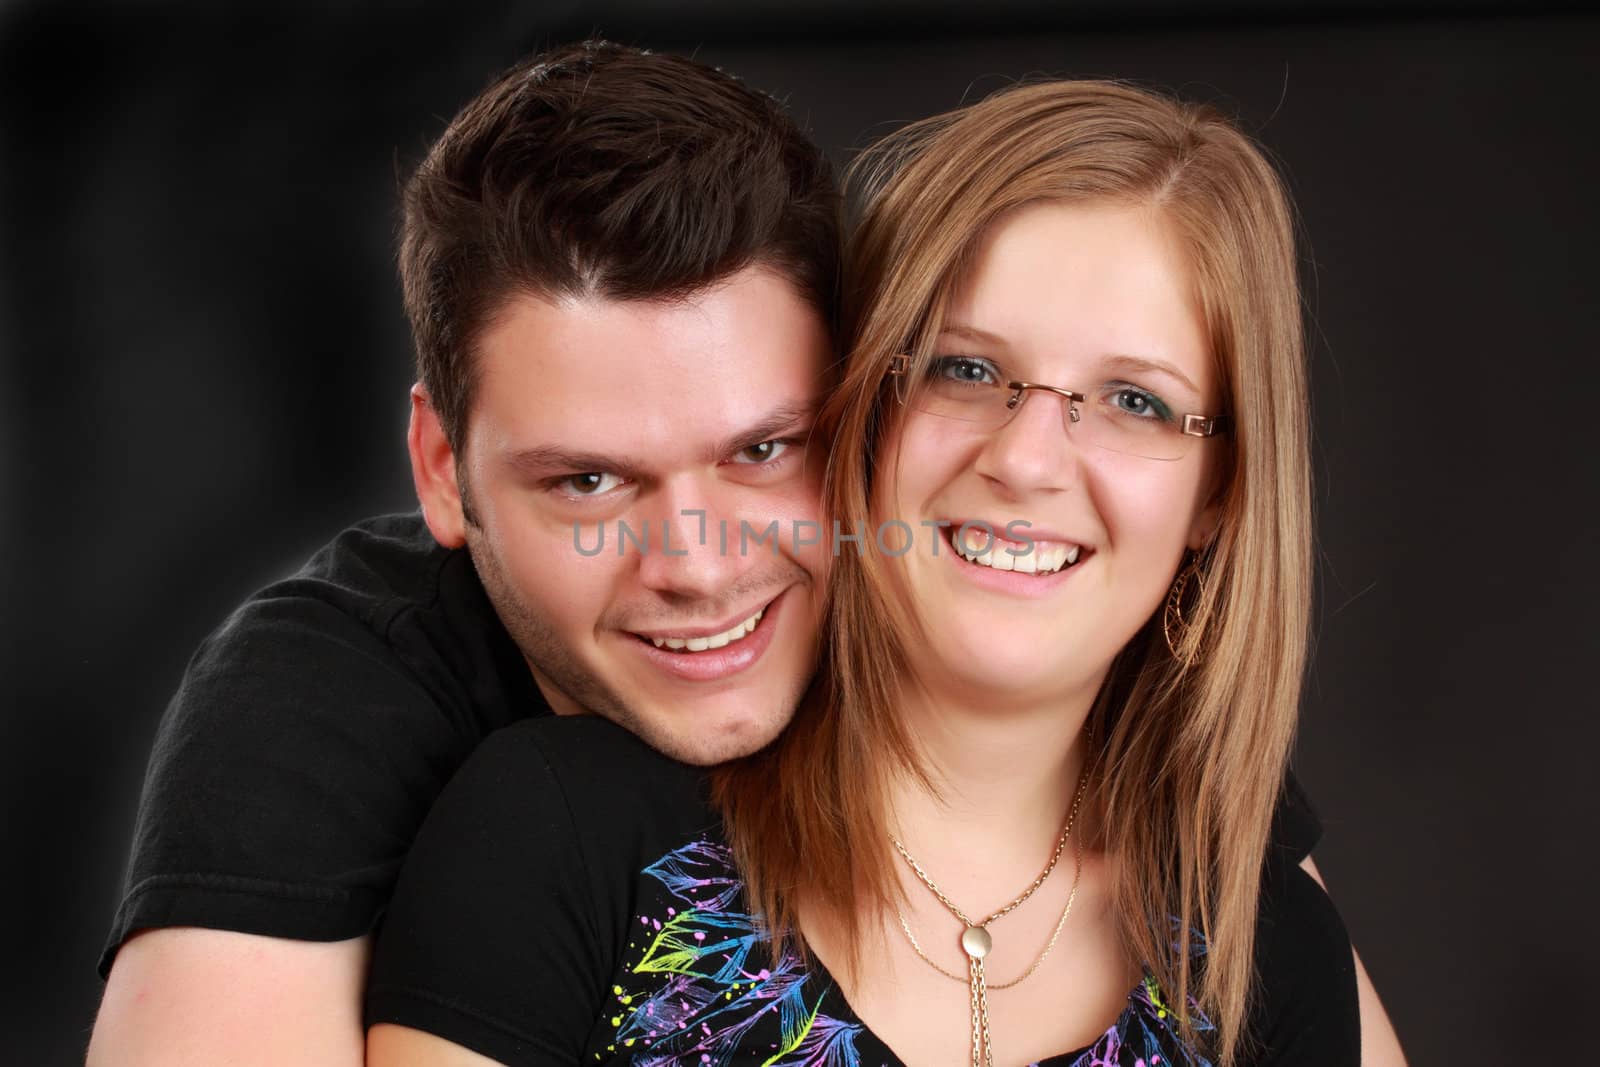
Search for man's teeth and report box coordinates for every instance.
[650,609,764,652]
[955,532,1081,575]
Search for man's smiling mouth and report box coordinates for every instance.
[629,600,774,653]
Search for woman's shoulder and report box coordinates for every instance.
[1243,849,1361,1063]
[420,713,720,911]
[464,713,709,823]
[474,710,694,773]
[1268,769,1322,864]
[479,711,699,773]
[366,714,725,1064]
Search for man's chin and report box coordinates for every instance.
[621,707,791,767]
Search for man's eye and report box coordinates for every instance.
[560,472,625,495]
[733,440,790,465]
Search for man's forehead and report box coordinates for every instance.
[476,271,825,396]
[470,272,830,459]
[480,274,825,367]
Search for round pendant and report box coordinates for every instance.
[960,925,992,960]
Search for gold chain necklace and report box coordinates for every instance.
[890,772,1090,1067]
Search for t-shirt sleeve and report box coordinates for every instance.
[364,721,605,1066]
[1269,768,1322,865]
[1244,850,1361,1065]
[99,592,473,976]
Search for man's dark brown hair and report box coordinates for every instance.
[400,39,840,453]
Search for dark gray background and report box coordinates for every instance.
[3,2,1595,1063]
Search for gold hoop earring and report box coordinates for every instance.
[1163,551,1205,664]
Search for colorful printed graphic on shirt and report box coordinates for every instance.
[595,839,864,1066]
[1051,974,1215,1067]
[592,839,1212,1067]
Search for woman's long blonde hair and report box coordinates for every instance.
[711,79,1311,1066]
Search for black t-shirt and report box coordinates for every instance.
[98,513,549,976]
[365,716,1359,1066]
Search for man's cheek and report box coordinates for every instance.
[775,479,825,526]
[513,541,606,611]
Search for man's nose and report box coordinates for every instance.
[634,482,747,602]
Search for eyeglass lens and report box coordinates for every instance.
[915,372,1194,461]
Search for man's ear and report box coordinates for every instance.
[408,385,468,549]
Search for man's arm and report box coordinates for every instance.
[88,520,501,1063]
[87,929,369,1067]
[1300,856,1407,1067]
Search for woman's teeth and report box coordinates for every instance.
[649,609,764,652]
[954,531,1081,575]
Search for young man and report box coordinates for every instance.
[88,40,839,1066]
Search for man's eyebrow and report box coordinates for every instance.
[499,404,817,478]
[712,403,817,460]
[502,445,652,481]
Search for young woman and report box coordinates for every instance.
[367,80,1395,1066]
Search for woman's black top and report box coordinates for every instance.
[365,716,1359,1066]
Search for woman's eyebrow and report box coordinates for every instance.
[937,321,1008,346]
[1100,353,1200,395]
[940,323,1203,396]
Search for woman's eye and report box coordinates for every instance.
[733,440,790,465]
[931,356,1000,386]
[1106,385,1173,422]
[560,471,625,496]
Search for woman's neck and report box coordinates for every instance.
[885,677,1102,912]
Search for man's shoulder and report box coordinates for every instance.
[250,512,458,631]
[163,511,542,770]
[205,512,530,711]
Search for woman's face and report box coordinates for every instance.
[880,200,1226,707]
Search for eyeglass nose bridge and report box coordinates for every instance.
[1005,381,1086,424]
